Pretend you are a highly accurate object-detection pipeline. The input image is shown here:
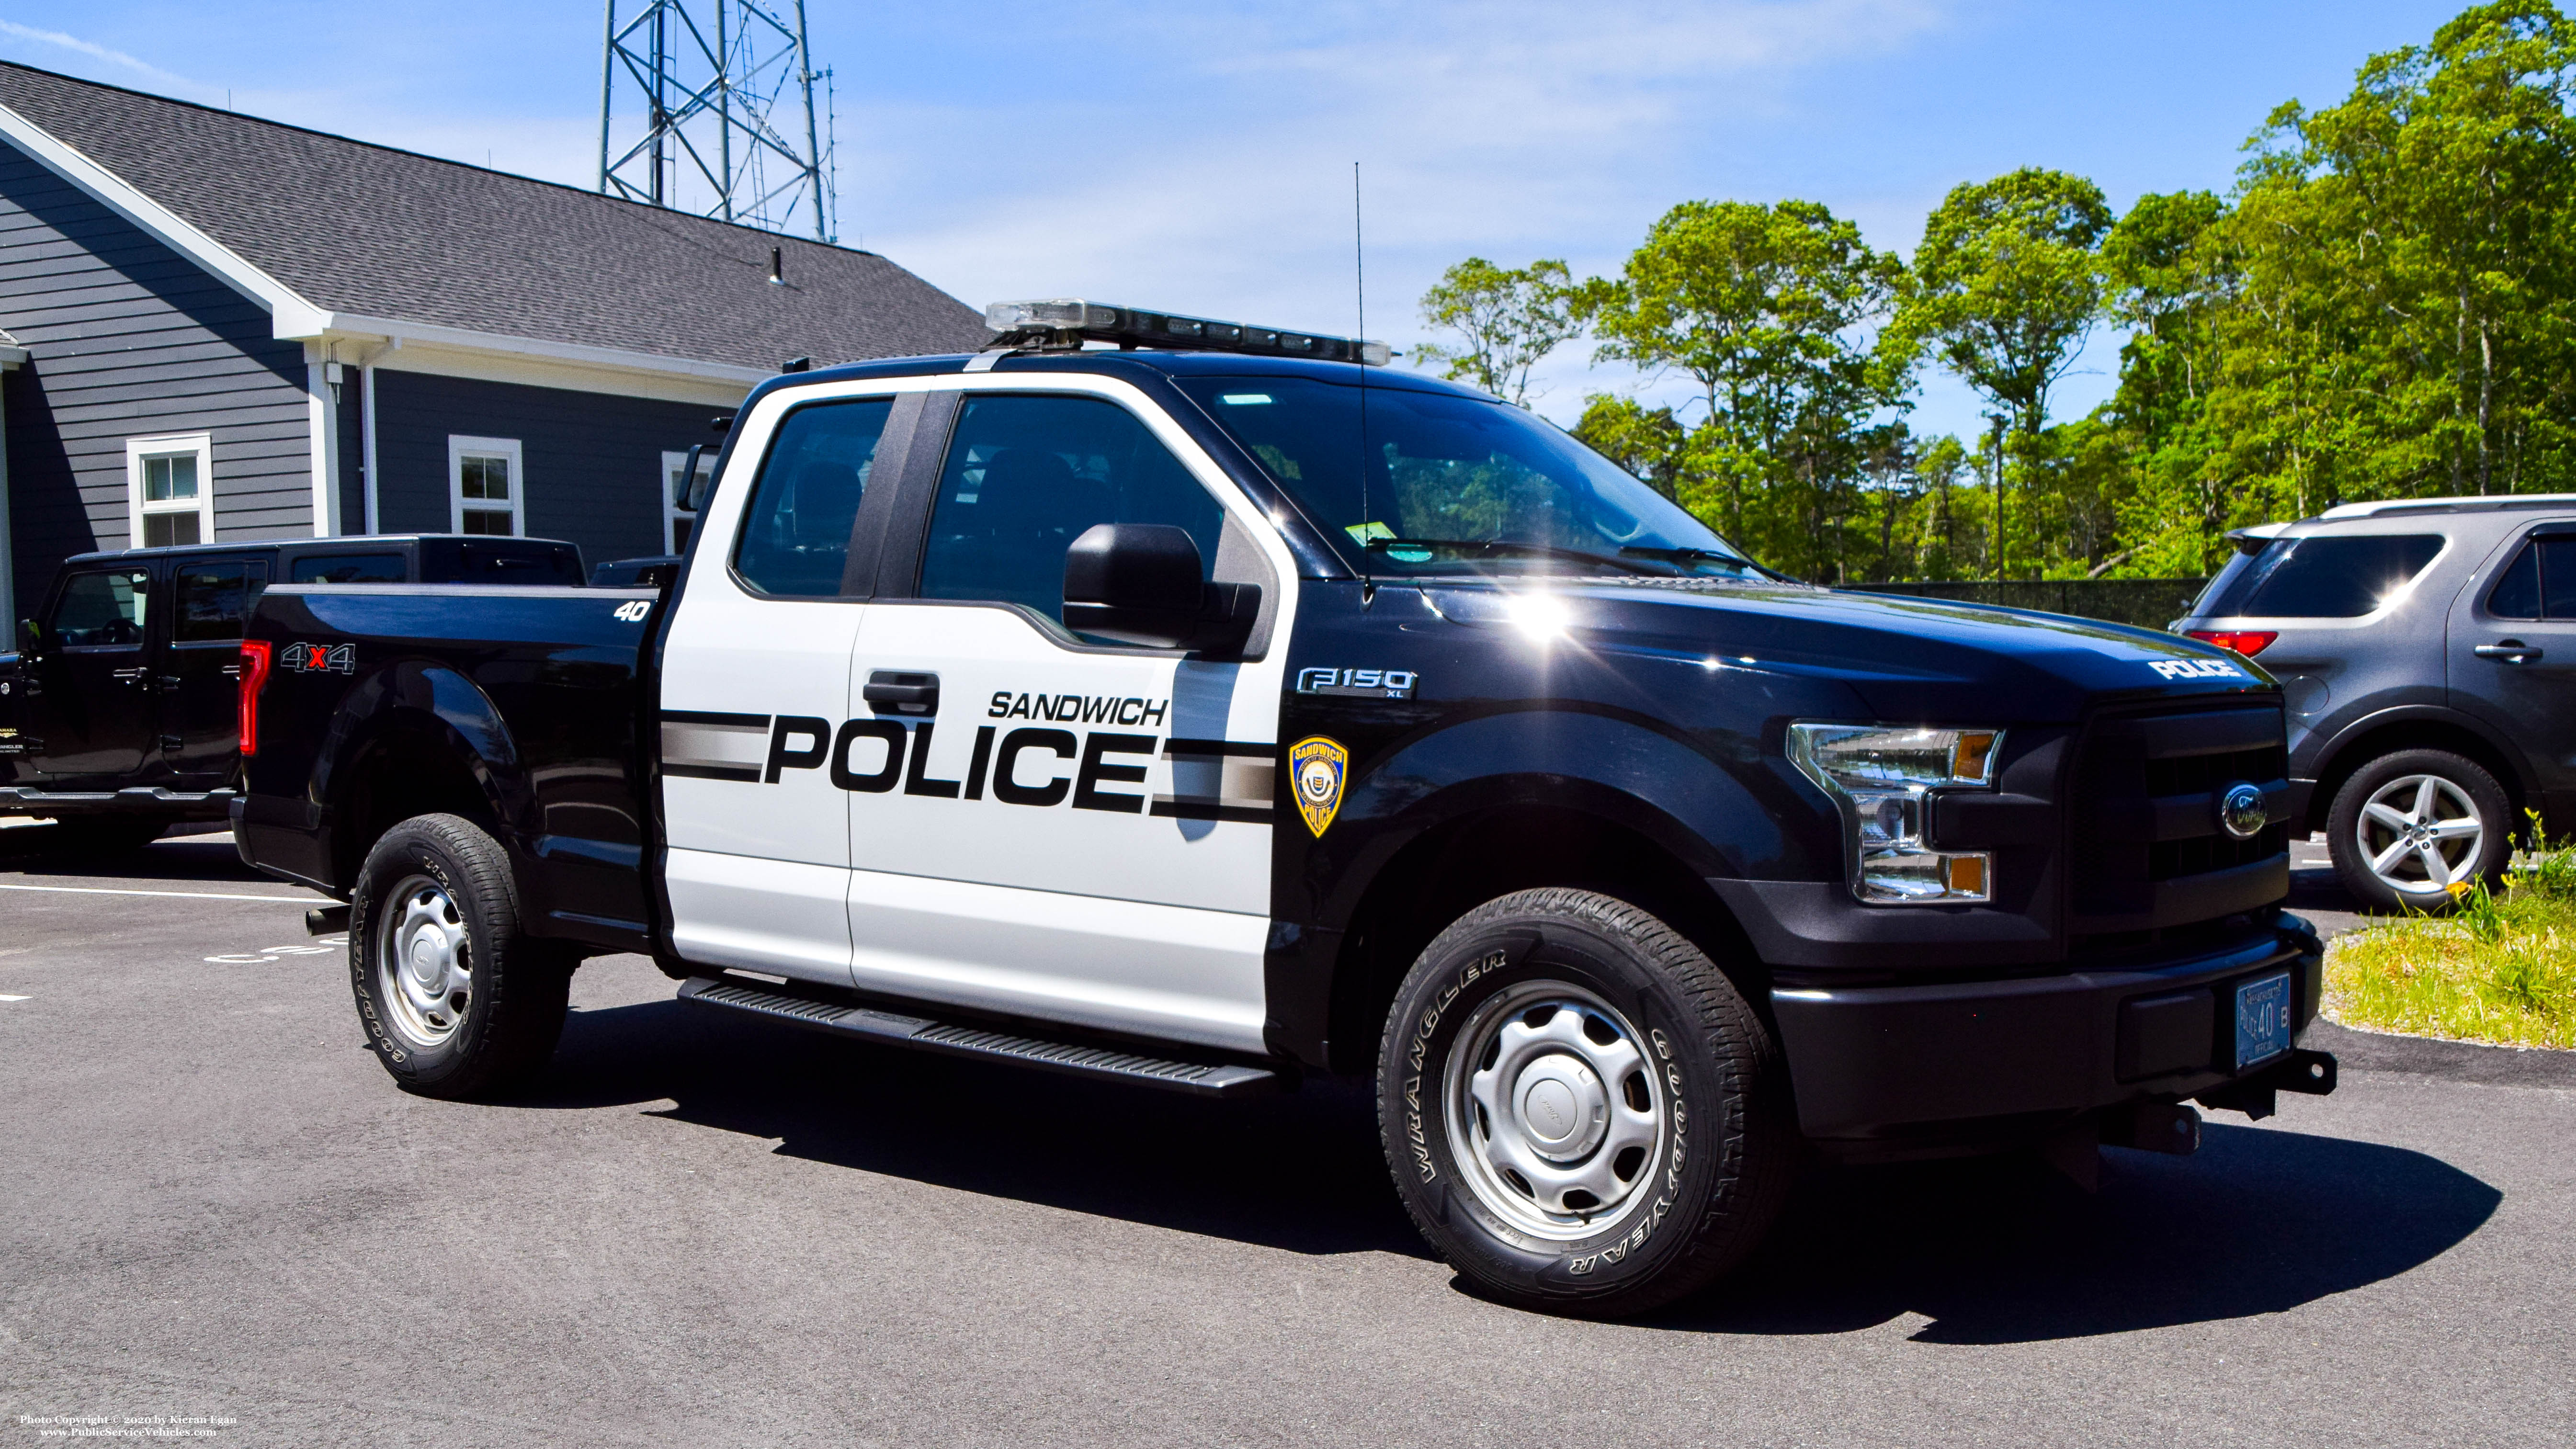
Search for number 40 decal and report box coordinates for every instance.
[612,600,651,623]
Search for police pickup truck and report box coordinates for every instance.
[233,301,2333,1318]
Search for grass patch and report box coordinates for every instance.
[2326,816,2576,1050]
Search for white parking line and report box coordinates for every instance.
[0,994,28,1002]
[0,883,315,904]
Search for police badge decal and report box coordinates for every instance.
[1289,736,1349,838]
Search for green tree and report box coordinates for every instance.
[1414,258,1584,406]
[1584,199,1910,572]
[1570,394,1687,500]
[1897,168,2114,577]
[2213,0,2576,509]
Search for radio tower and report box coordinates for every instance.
[597,0,835,241]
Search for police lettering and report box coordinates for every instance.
[770,716,1163,814]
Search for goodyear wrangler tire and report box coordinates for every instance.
[1377,888,1792,1318]
[349,813,572,1099]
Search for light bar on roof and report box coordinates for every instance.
[984,299,1391,366]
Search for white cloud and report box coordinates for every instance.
[855,0,1953,420]
[0,18,207,95]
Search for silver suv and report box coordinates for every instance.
[2174,494,2576,912]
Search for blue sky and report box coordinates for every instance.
[0,0,2474,441]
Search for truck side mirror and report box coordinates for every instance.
[678,444,710,513]
[1063,524,1257,655]
[16,618,40,657]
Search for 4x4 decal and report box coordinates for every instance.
[278,642,355,675]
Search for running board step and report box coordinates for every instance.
[676,974,1282,1098]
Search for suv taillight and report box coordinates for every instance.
[2187,629,2279,658]
[238,640,273,756]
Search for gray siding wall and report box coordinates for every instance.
[373,370,730,567]
[0,137,311,619]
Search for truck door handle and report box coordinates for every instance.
[863,670,940,714]
[110,667,148,684]
[2475,640,2543,662]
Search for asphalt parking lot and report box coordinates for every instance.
[2,825,2570,1447]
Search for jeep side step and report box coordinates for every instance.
[676,974,1283,1098]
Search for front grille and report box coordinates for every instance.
[2069,703,2291,945]
[2152,823,2290,881]
[2145,745,2287,800]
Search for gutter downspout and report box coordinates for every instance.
[0,346,20,621]
[305,341,341,538]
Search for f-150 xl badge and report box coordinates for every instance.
[1297,667,1417,699]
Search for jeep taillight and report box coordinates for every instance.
[238,639,272,756]
[2187,629,2278,658]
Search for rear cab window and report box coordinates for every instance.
[290,552,406,584]
[419,540,586,586]
[2199,533,2446,618]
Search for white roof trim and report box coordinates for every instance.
[0,102,771,390]
[0,98,331,335]
[319,313,769,387]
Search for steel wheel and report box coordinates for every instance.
[1442,979,1668,1242]
[376,874,473,1048]
[2355,773,2487,898]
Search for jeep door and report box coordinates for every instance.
[164,556,269,786]
[24,566,158,784]
[843,380,1293,1053]
[2449,520,2576,824]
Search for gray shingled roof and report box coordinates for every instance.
[0,62,991,373]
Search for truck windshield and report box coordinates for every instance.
[1174,376,1768,580]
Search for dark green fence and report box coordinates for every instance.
[1843,577,2213,630]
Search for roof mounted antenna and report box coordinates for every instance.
[1354,160,1373,591]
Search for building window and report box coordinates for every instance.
[661,450,712,554]
[449,436,524,536]
[126,434,216,548]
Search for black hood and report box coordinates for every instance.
[1417,577,2273,724]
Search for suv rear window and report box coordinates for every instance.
[2199,534,2445,618]
[2483,533,2576,619]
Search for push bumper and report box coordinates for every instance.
[1770,915,2326,1149]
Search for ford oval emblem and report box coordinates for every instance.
[2218,781,2269,840]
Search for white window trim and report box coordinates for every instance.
[448,434,525,537]
[660,449,710,554]
[125,433,215,549]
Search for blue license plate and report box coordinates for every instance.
[2234,972,2293,1070]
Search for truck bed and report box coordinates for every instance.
[235,582,662,955]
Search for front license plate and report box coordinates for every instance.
[2234,971,2293,1071]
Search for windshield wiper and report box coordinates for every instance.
[1363,538,1659,575]
[1617,545,1787,582]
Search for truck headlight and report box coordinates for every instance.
[1786,724,2003,905]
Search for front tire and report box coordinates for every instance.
[350,813,571,1098]
[1376,888,1793,1318]
[2326,749,2512,913]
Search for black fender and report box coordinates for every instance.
[1265,704,1833,1068]
[307,660,530,886]
[1319,704,1829,927]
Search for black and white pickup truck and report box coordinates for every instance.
[233,301,2334,1318]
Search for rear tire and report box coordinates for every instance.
[2326,749,2512,913]
[1376,888,1793,1319]
[349,813,572,1098]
